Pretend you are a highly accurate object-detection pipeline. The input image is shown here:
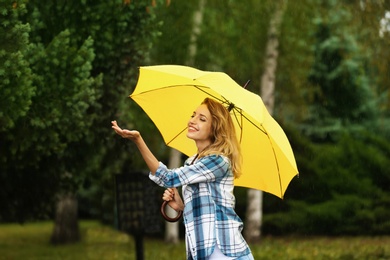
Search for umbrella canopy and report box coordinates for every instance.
[130,65,298,198]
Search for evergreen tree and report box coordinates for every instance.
[0,1,34,131]
[304,0,377,141]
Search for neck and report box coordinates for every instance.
[196,141,211,154]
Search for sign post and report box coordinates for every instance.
[115,171,161,260]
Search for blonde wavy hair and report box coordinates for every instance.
[198,98,242,178]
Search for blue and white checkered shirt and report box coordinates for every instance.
[149,154,254,260]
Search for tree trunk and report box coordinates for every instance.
[164,0,206,244]
[261,0,286,112]
[164,149,182,244]
[51,193,80,244]
[244,0,286,243]
[244,189,263,243]
[187,0,205,66]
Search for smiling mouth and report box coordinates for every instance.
[188,126,198,132]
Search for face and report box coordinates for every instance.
[186,104,213,147]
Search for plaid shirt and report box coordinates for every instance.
[149,154,253,260]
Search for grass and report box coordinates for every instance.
[0,221,389,259]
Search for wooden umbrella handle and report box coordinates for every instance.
[160,201,183,222]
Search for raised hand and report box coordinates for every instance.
[111,120,140,141]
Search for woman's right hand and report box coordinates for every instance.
[162,188,184,212]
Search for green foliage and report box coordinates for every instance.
[0,0,162,223]
[309,24,374,121]
[23,31,102,156]
[302,0,379,142]
[264,1,390,236]
[150,0,193,65]
[200,0,274,92]
[276,0,317,122]
[264,193,390,236]
[0,25,102,221]
[0,1,34,130]
[263,128,390,236]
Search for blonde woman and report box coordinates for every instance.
[112,98,253,260]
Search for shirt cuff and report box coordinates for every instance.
[149,162,166,186]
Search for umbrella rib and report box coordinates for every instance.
[254,120,284,198]
[233,108,267,135]
[264,129,284,199]
[231,109,243,143]
[166,126,188,147]
[233,107,283,198]
[193,86,230,104]
[132,84,211,96]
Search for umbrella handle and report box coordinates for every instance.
[160,201,183,222]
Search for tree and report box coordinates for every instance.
[243,0,287,243]
[0,26,102,227]
[0,1,34,131]
[303,0,377,142]
[353,1,390,136]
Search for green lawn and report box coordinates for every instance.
[0,221,389,260]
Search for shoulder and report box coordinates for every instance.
[198,154,230,169]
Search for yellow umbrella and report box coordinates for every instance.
[130,65,298,199]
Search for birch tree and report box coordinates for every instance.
[244,0,287,242]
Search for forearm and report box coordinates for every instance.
[176,197,185,211]
[134,136,159,174]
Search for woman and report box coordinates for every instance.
[112,98,253,260]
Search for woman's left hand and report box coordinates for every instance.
[162,188,184,212]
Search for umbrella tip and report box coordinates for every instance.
[243,80,251,89]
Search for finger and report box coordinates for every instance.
[112,121,121,130]
[111,124,119,130]
[164,190,174,197]
[162,195,172,201]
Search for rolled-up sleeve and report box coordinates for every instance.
[149,155,230,188]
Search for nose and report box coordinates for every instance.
[189,116,196,124]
